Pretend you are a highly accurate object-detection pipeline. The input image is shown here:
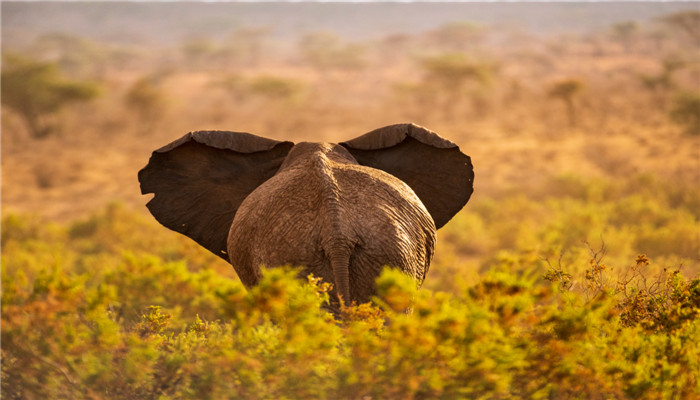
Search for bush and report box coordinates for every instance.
[433,174,699,295]
[3,258,698,399]
[2,197,699,399]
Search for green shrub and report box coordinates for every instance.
[3,257,698,399]
[437,174,699,294]
[2,175,698,399]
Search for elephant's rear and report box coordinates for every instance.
[227,159,436,306]
[331,164,436,304]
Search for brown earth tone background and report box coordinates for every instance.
[3,1,698,221]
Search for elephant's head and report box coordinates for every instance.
[138,123,473,303]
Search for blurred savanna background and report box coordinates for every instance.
[2,2,700,398]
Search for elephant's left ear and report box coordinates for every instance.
[341,123,474,229]
[139,130,294,261]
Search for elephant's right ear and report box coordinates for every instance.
[341,123,473,229]
[138,131,294,261]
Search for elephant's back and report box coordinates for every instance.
[227,159,436,302]
[227,164,338,284]
[228,167,325,255]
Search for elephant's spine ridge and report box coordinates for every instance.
[314,150,352,303]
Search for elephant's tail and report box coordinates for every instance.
[328,247,351,306]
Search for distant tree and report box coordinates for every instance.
[426,21,484,51]
[247,75,306,104]
[180,37,229,69]
[422,53,492,87]
[610,21,639,52]
[378,33,414,59]
[1,56,100,139]
[420,53,493,119]
[29,33,142,78]
[182,38,219,60]
[218,74,248,103]
[670,91,700,135]
[125,75,167,131]
[646,27,671,52]
[218,74,306,105]
[548,78,584,128]
[659,10,700,46]
[639,56,686,106]
[298,32,366,71]
[228,27,271,66]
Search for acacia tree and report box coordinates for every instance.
[298,32,366,72]
[124,76,167,133]
[639,56,686,108]
[228,27,270,67]
[420,53,493,120]
[425,21,484,52]
[1,56,100,139]
[659,10,700,46]
[548,78,584,128]
[610,21,639,52]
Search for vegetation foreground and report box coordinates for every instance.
[2,176,699,399]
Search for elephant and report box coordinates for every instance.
[138,123,474,308]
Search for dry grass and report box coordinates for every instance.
[1,16,698,223]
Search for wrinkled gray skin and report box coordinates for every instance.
[139,123,473,309]
[229,142,435,304]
